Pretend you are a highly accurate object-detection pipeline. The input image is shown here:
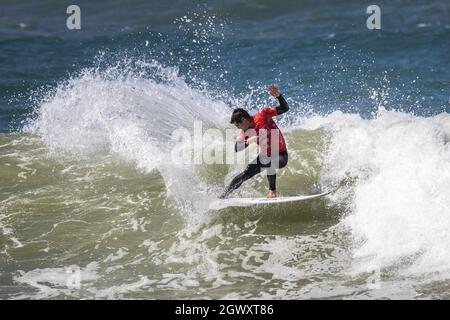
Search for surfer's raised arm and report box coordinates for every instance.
[268,84,289,116]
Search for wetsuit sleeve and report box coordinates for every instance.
[275,94,289,115]
[262,95,289,117]
[235,141,248,152]
[235,130,249,152]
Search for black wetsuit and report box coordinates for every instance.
[222,95,289,197]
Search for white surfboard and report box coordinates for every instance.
[208,191,331,210]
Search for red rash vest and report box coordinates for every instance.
[237,107,287,156]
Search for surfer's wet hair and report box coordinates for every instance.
[230,108,251,124]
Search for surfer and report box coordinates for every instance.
[219,84,289,199]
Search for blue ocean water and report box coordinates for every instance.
[1,0,449,132]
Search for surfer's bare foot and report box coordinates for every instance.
[217,192,226,199]
[266,190,277,198]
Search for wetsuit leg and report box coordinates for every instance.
[222,159,263,197]
[278,151,288,169]
[264,151,288,191]
[267,175,276,191]
[222,152,288,197]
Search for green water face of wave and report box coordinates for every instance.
[2,128,449,299]
[0,129,351,299]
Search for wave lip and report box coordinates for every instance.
[23,59,231,220]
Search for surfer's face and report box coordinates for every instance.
[234,118,251,131]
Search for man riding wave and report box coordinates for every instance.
[219,84,289,199]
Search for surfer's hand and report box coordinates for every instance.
[246,136,257,144]
[268,84,281,98]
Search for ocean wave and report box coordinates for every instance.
[299,108,450,278]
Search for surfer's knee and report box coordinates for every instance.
[245,163,262,176]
